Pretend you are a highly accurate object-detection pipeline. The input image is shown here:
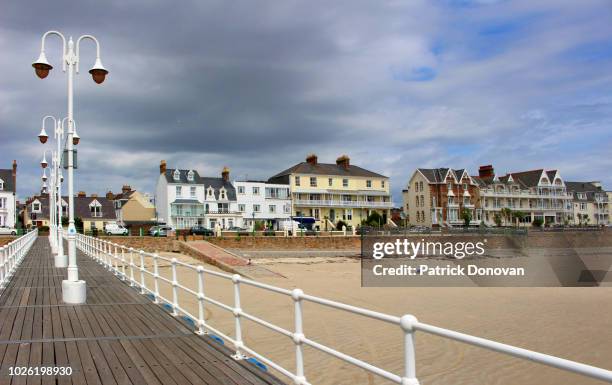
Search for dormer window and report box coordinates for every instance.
[187,170,194,182]
[219,187,227,200]
[173,170,180,181]
[89,199,103,218]
[207,187,215,200]
[32,201,41,212]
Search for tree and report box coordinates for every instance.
[335,220,348,231]
[365,212,383,227]
[460,208,472,227]
[493,213,502,227]
[532,218,543,228]
[500,208,513,227]
[512,211,526,228]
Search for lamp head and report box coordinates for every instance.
[41,154,48,169]
[89,58,108,84]
[72,130,80,145]
[32,52,53,79]
[38,127,49,144]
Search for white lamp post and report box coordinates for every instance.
[39,115,68,267]
[33,30,108,304]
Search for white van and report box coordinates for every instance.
[104,223,129,235]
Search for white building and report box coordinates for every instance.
[155,161,242,230]
[234,181,292,230]
[0,161,17,228]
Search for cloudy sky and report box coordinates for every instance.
[1,0,611,202]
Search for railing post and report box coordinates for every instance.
[196,266,207,335]
[139,250,146,294]
[292,289,307,385]
[121,247,126,280]
[153,254,160,303]
[0,246,5,285]
[113,244,119,275]
[129,248,135,286]
[231,274,246,360]
[400,315,420,385]
[171,258,178,316]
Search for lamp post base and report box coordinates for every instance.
[55,254,68,268]
[62,280,86,304]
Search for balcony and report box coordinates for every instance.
[293,199,393,208]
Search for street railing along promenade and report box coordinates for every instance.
[0,229,38,289]
[75,233,612,385]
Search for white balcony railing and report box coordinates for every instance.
[74,234,612,385]
[293,199,393,208]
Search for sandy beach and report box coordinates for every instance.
[146,251,612,385]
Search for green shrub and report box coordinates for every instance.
[532,218,544,228]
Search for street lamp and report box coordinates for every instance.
[33,30,109,304]
[39,115,68,268]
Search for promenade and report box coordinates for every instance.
[0,237,285,385]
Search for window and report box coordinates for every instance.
[173,170,180,181]
[187,170,194,181]
[238,204,245,212]
[366,180,372,188]
[252,186,260,195]
[220,188,227,200]
[463,183,468,190]
[238,186,245,194]
[90,204,102,218]
[0,179,3,190]
[447,183,452,190]
[346,208,353,220]
[577,193,586,199]
[207,187,215,200]
[269,205,276,213]
[415,182,419,192]
[415,196,419,206]
[176,186,182,197]
[295,176,301,186]
[580,203,587,210]
[419,181,423,191]
[342,179,348,187]
[420,195,424,207]
[328,178,333,187]
[253,204,261,213]
[190,186,196,198]
[284,204,290,214]
[381,180,385,188]
[310,177,317,187]
[32,202,41,212]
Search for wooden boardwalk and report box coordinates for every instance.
[0,238,286,385]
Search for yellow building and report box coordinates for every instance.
[107,185,156,231]
[268,154,393,230]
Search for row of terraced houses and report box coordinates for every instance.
[403,165,610,227]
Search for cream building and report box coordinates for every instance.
[566,181,609,226]
[268,154,393,230]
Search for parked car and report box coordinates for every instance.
[149,225,173,237]
[104,223,129,236]
[190,226,214,236]
[0,226,17,236]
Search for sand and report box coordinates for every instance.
[144,252,612,385]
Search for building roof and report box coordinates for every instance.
[0,169,15,193]
[416,168,471,184]
[566,181,606,203]
[473,169,557,189]
[27,195,116,221]
[164,169,237,200]
[269,162,387,180]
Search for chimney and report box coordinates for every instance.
[122,185,131,194]
[336,155,350,170]
[306,153,318,165]
[91,193,98,198]
[160,160,167,174]
[222,167,230,182]
[12,160,16,194]
[106,191,114,200]
[479,165,494,178]
[77,191,86,198]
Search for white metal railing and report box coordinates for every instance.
[293,199,393,208]
[74,233,612,385]
[0,229,38,290]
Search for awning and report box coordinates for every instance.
[171,199,202,204]
[291,216,316,224]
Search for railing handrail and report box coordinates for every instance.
[74,233,612,385]
[0,229,38,291]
